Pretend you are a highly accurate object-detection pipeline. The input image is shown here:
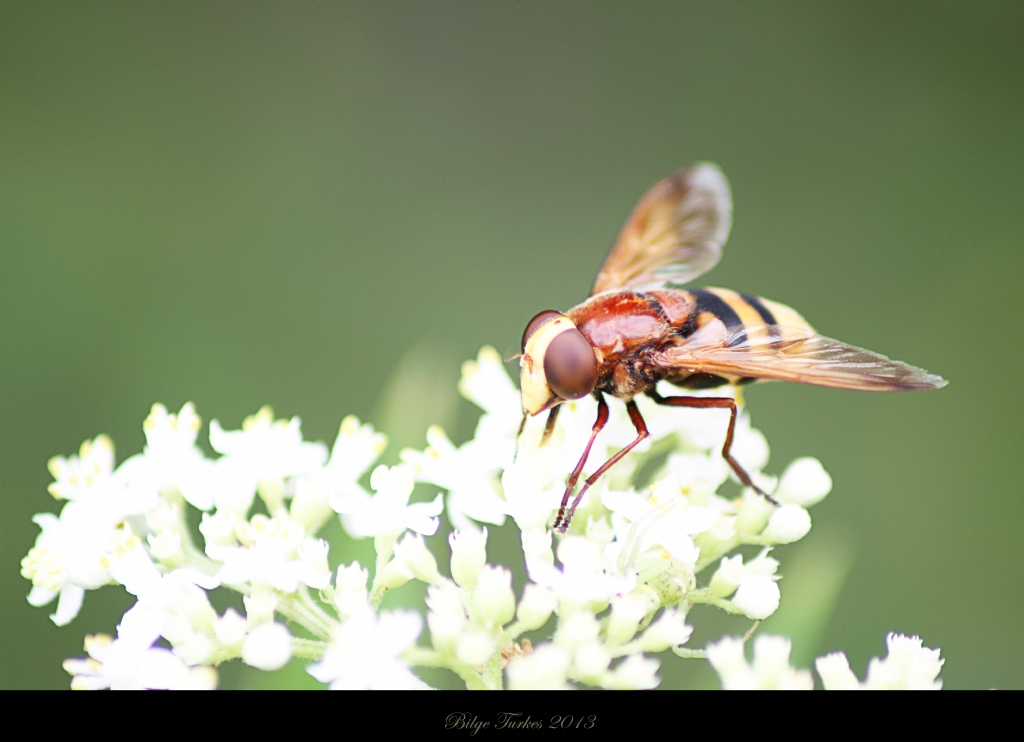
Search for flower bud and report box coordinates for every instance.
[334,561,369,618]
[456,630,496,666]
[733,574,781,620]
[243,591,278,630]
[145,499,180,533]
[214,608,247,650]
[864,634,943,690]
[449,528,487,587]
[290,479,332,535]
[147,530,183,565]
[199,510,237,547]
[377,558,414,591]
[162,614,193,646]
[426,579,464,617]
[516,584,557,631]
[554,612,600,651]
[175,632,216,666]
[425,581,465,653]
[606,592,652,646]
[752,634,793,678]
[179,583,217,634]
[242,622,292,671]
[751,635,813,690]
[394,533,442,584]
[472,565,515,628]
[815,651,860,690]
[638,608,693,653]
[370,464,415,500]
[777,457,832,507]
[763,504,811,544]
[731,418,770,473]
[736,489,775,535]
[709,554,745,598]
[506,644,571,690]
[709,513,738,541]
[427,610,464,654]
[746,549,780,576]
[706,636,754,689]
[606,654,660,690]
[337,561,369,592]
[573,642,611,679]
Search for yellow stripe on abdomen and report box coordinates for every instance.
[756,296,815,337]
[704,288,775,343]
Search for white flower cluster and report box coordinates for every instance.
[21,347,944,690]
[708,632,944,690]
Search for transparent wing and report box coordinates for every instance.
[656,320,948,392]
[591,163,731,296]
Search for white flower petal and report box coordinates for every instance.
[816,651,861,690]
[51,584,85,626]
[27,584,58,608]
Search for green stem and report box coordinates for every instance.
[369,579,388,608]
[498,621,529,646]
[403,647,446,668]
[742,619,762,643]
[686,588,746,616]
[277,589,337,640]
[300,587,339,633]
[449,660,492,690]
[671,647,708,659]
[291,638,327,660]
[480,651,504,691]
[403,646,501,691]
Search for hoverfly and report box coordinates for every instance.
[518,164,947,533]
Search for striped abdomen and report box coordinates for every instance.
[646,286,815,389]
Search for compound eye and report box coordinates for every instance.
[522,310,562,353]
[544,327,597,400]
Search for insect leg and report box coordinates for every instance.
[553,393,609,531]
[541,404,561,446]
[557,399,650,534]
[647,389,779,505]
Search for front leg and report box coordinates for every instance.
[556,399,650,534]
[552,393,609,531]
[647,388,779,506]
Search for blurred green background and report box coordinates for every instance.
[3,2,1022,690]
